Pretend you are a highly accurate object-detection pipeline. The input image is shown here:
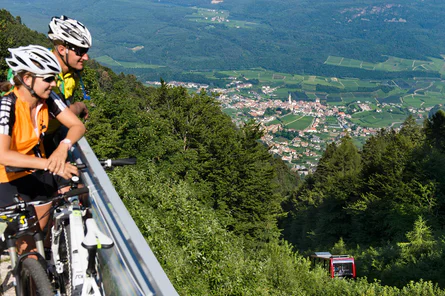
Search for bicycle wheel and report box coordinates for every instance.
[18,257,53,296]
[57,225,72,295]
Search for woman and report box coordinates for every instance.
[0,45,85,207]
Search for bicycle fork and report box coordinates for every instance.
[6,220,47,292]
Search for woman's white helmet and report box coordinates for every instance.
[48,15,92,48]
[5,45,61,75]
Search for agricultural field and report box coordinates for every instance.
[350,110,409,128]
[280,114,303,124]
[325,55,445,73]
[325,116,340,126]
[266,118,281,125]
[302,76,331,87]
[265,114,313,130]
[306,93,318,100]
[95,55,164,69]
[285,116,313,130]
[420,94,445,108]
[401,95,424,108]
[326,95,343,105]
[219,69,303,84]
[274,87,294,98]
[341,93,360,104]
[222,108,238,117]
[318,132,337,141]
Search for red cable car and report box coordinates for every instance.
[310,252,356,279]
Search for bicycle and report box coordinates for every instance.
[0,188,86,296]
[50,158,136,296]
[46,175,111,296]
[4,157,136,296]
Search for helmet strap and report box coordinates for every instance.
[54,44,72,72]
[16,74,42,100]
[63,43,74,71]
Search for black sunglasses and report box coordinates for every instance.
[68,45,89,57]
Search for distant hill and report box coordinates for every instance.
[2,0,445,81]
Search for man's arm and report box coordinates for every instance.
[69,101,89,119]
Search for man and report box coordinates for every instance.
[45,15,92,154]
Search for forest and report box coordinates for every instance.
[2,9,445,295]
[3,0,445,83]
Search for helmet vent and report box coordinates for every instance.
[30,59,44,70]
[15,56,27,67]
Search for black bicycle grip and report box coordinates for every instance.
[76,163,87,169]
[6,162,87,173]
[100,158,137,167]
[64,187,89,198]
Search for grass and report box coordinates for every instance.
[351,110,409,128]
[401,95,424,108]
[325,116,340,126]
[324,55,442,73]
[94,55,165,69]
[265,114,313,130]
[275,114,313,130]
[223,108,240,117]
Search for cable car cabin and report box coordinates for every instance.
[310,252,356,279]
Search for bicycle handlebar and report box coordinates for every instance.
[64,187,89,198]
[5,158,136,173]
[0,187,89,214]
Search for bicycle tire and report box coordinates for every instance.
[58,225,72,296]
[18,257,53,296]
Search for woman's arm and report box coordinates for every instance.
[0,134,47,170]
[0,134,78,179]
[45,108,86,175]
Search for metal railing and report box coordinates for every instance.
[71,137,178,296]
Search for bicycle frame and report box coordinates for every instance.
[50,189,114,296]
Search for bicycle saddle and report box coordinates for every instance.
[81,219,114,249]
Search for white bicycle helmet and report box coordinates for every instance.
[48,15,92,48]
[5,45,61,75]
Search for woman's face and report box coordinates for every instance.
[24,74,57,99]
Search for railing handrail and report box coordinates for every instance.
[72,137,178,296]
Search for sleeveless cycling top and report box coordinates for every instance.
[0,89,66,182]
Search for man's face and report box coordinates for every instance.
[66,44,89,71]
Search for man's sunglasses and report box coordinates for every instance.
[68,45,89,57]
[33,74,57,83]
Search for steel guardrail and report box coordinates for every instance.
[71,137,179,296]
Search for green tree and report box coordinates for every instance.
[398,216,436,262]
[424,110,445,152]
